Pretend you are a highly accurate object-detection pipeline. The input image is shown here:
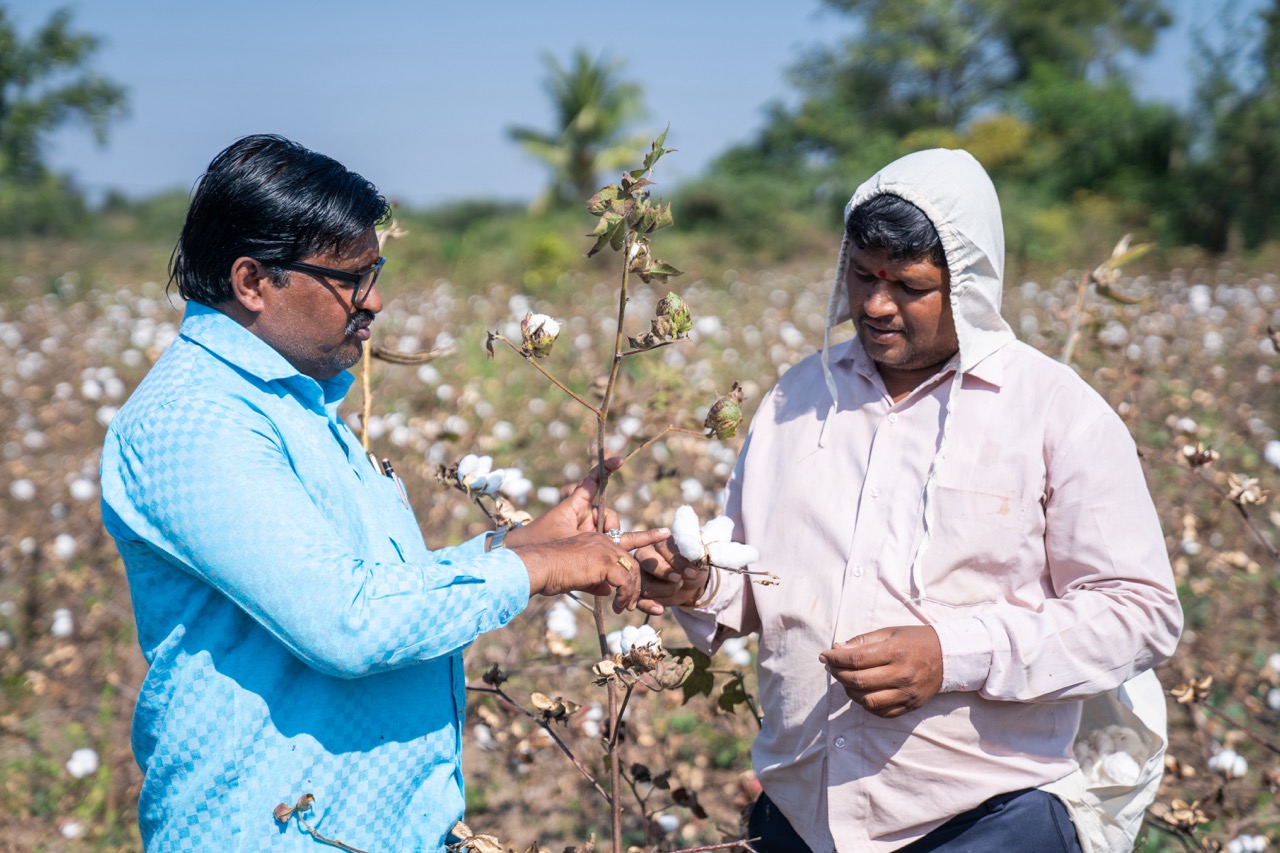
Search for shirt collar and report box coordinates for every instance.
[179,301,355,409]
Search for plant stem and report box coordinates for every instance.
[1060,269,1090,366]
[1200,700,1280,756]
[360,351,373,452]
[493,335,601,414]
[593,231,635,853]
[295,814,369,853]
[608,682,637,750]
[619,425,707,467]
[667,841,763,853]
[467,685,613,804]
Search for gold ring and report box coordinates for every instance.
[616,556,632,571]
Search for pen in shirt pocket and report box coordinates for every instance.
[380,457,411,509]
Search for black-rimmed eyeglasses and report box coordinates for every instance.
[277,256,386,305]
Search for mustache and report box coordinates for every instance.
[345,310,376,337]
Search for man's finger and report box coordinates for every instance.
[618,528,670,551]
[561,457,625,514]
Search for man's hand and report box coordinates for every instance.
[504,458,668,613]
[513,528,669,613]
[819,626,944,718]
[635,539,709,616]
[505,458,621,549]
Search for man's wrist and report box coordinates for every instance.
[487,523,520,552]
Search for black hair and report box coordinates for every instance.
[846,193,946,269]
[170,134,390,305]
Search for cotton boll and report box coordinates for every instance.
[1103,725,1144,758]
[619,624,659,653]
[680,478,705,503]
[721,636,753,667]
[1095,752,1141,786]
[60,820,86,839]
[65,748,98,778]
[655,813,680,834]
[671,505,705,562]
[1268,687,1280,712]
[9,479,35,501]
[706,541,759,570]
[545,600,578,641]
[50,608,74,638]
[606,629,624,656]
[473,723,499,751]
[700,515,735,545]
[68,478,97,502]
[536,486,561,506]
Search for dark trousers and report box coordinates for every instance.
[746,788,1083,852]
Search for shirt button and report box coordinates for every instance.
[834,736,847,748]
[870,487,881,499]
[853,565,864,577]
[888,412,898,423]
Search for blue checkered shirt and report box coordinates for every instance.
[101,301,530,851]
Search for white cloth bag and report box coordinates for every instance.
[1043,669,1169,853]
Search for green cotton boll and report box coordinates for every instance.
[655,292,692,337]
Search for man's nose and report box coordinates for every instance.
[360,283,384,314]
[863,282,897,316]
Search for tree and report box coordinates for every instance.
[507,50,647,213]
[1175,0,1280,251]
[0,5,126,183]
[776,0,1171,147]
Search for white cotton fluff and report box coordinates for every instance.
[545,600,578,641]
[619,624,660,653]
[706,541,759,570]
[50,608,74,638]
[721,636,753,667]
[499,470,533,502]
[1208,748,1249,779]
[60,820,86,839]
[700,515,736,545]
[655,813,680,834]
[473,724,499,751]
[1268,688,1280,713]
[457,454,493,487]
[606,629,624,656]
[671,505,705,562]
[1076,724,1146,788]
[1227,834,1270,853]
[65,748,99,779]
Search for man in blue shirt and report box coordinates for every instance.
[100,134,664,851]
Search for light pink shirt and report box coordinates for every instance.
[675,336,1182,853]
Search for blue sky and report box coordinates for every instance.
[12,0,1264,208]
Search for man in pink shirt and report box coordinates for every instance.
[640,149,1182,852]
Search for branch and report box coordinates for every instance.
[466,685,613,805]
[491,334,600,414]
[618,425,708,467]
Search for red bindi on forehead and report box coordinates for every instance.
[878,269,888,280]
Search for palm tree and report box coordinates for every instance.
[508,49,648,212]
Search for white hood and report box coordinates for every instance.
[819,149,1016,598]
[821,148,1015,407]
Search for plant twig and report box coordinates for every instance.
[467,685,613,805]
[294,813,369,853]
[1060,269,1091,366]
[1201,700,1280,756]
[360,350,373,452]
[667,840,762,853]
[619,425,707,467]
[492,334,601,414]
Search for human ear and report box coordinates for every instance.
[228,257,273,314]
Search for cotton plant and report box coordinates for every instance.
[670,504,777,584]
[435,453,534,529]
[1207,746,1249,779]
[468,133,758,852]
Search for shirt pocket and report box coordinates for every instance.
[916,483,1031,608]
